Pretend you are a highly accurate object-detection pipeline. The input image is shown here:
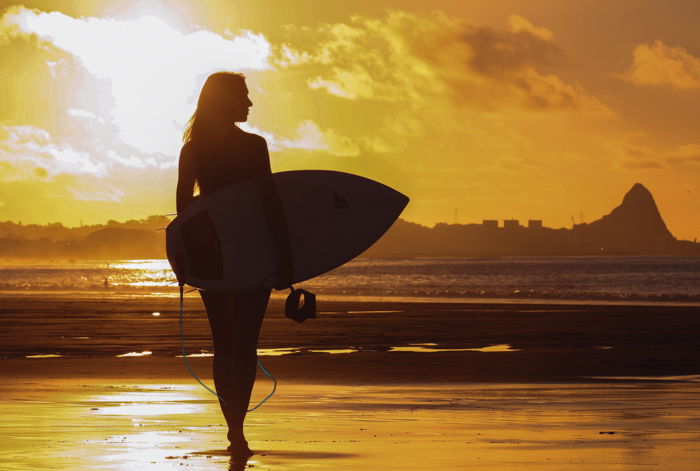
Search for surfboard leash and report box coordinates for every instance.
[178,283,277,412]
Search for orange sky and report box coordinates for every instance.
[0,0,699,240]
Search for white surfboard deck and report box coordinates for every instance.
[166,170,408,291]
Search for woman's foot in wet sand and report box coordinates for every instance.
[227,439,254,461]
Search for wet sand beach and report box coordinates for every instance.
[3,378,700,470]
[2,294,700,469]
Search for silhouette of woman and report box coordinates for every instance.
[176,72,293,460]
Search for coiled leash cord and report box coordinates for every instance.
[178,284,277,412]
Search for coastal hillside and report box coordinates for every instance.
[0,216,169,259]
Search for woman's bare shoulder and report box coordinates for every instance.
[236,129,268,147]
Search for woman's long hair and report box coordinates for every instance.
[183,72,247,144]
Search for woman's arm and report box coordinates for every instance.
[176,144,197,214]
[254,137,294,289]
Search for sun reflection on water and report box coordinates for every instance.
[109,260,172,271]
[90,386,205,417]
[90,430,195,470]
[82,384,213,469]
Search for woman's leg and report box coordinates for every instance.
[200,289,271,448]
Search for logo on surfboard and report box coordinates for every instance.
[333,193,350,210]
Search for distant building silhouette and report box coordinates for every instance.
[482,219,498,229]
[528,219,543,229]
[503,219,520,229]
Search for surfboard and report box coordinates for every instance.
[166,170,408,291]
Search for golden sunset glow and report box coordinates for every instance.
[1,0,699,239]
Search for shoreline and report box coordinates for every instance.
[2,289,700,307]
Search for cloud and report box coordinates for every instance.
[514,67,613,114]
[67,184,125,202]
[276,10,610,116]
[611,137,700,169]
[0,125,106,181]
[308,70,376,100]
[67,108,99,120]
[0,124,173,182]
[462,17,561,77]
[242,120,361,156]
[0,121,179,215]
[507,14,553,41]
[1,6,272,155]
[620,40,700,88]
[282,120,360,156]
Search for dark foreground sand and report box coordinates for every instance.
[1,294,700,469]
[2,294,700,381]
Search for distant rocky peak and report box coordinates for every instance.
[594,182,675,245]
[622,182,655,207]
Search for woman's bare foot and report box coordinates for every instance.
[227,439,254,461]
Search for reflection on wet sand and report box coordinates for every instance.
[389,343,521,353]
[175,351,213,358]
[116,350,152,357]
[178,345,518,358]
[588,375,700,382]
[89,386,203,417]
[2,380,700,470]
[306,348,357,354]
[27,344,520,361]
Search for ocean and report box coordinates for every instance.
[1,256,699,305]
